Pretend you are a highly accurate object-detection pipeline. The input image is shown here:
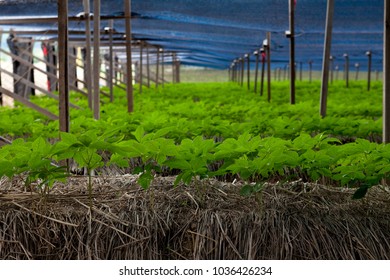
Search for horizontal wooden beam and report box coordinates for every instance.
[0,86,58,120]
[0,66,79,109]
[0,14,128,25]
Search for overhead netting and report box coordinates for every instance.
[0,0,384,69]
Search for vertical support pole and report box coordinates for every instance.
[330,56,334,83]
[93,0,101,120]
[156,47,160,88]
[289,0,296,104]
[139,41,143,93]
[254,51,259,93]
[176,58,180,83]
[108,19,114,102]
[260,50,265,96]
[83,0,93,110]
[246,54,250,90]
[320,0,334,118]
[124,0,134,113]
[384,0,390,143]
[309,60,313,82]
[58,0,69,133]
[266,32,271,102]
[0,28,3,106]
[344,53,349,88]
[355,63,360,80]
[366,51,372,91]
[172,53,176,83]
[240,58,245,86]
[146,43,150,87]
[299,61,303,81]
[161,49,165,87]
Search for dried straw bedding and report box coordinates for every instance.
[0,175,390,260]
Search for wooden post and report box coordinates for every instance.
[355,63,360,80]
[330,56,334,83]
[108,20,114,102]
[156,47,160,88]
[289,0,296,104]
[83,0,93,110]
[253,50,259,93]
[260,49,265,96]
[384,0,390,143]
[344,53,349,87]
[309,60,313,82]
[124,0,134,113]
[161,49,165,87]
[58,0,69,133]
[299,61,303,81]
[171,53,175,83]
[366,51,372,91]
[139,42,143,92]
[0,28,3,106]
[240,57,244,87]
[146,43,150,87]
[320,0,334,118]
[176,58,181,83]
[93,0,101,120]
[266,32,271,102]
[246,54,250,90]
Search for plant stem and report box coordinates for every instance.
[88,169,93,208]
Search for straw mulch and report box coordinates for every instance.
[1,175,390,260]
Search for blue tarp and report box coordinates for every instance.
[0,0,384,70]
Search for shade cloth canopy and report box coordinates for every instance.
[0,0,383,70]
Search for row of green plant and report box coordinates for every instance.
[0,81,383,143]
[1,127,388,199]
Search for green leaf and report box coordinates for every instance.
[60,132,80,146]
[0,160,14,177]
[109,153,129,168]
[132,126,145,142]
[31,137,47,154]
[138,169,154,190]
[240,184,253,196]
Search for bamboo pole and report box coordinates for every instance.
[58,0,69,132]
[319,0,334,118]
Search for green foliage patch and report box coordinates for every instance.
[0,81,387,198]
